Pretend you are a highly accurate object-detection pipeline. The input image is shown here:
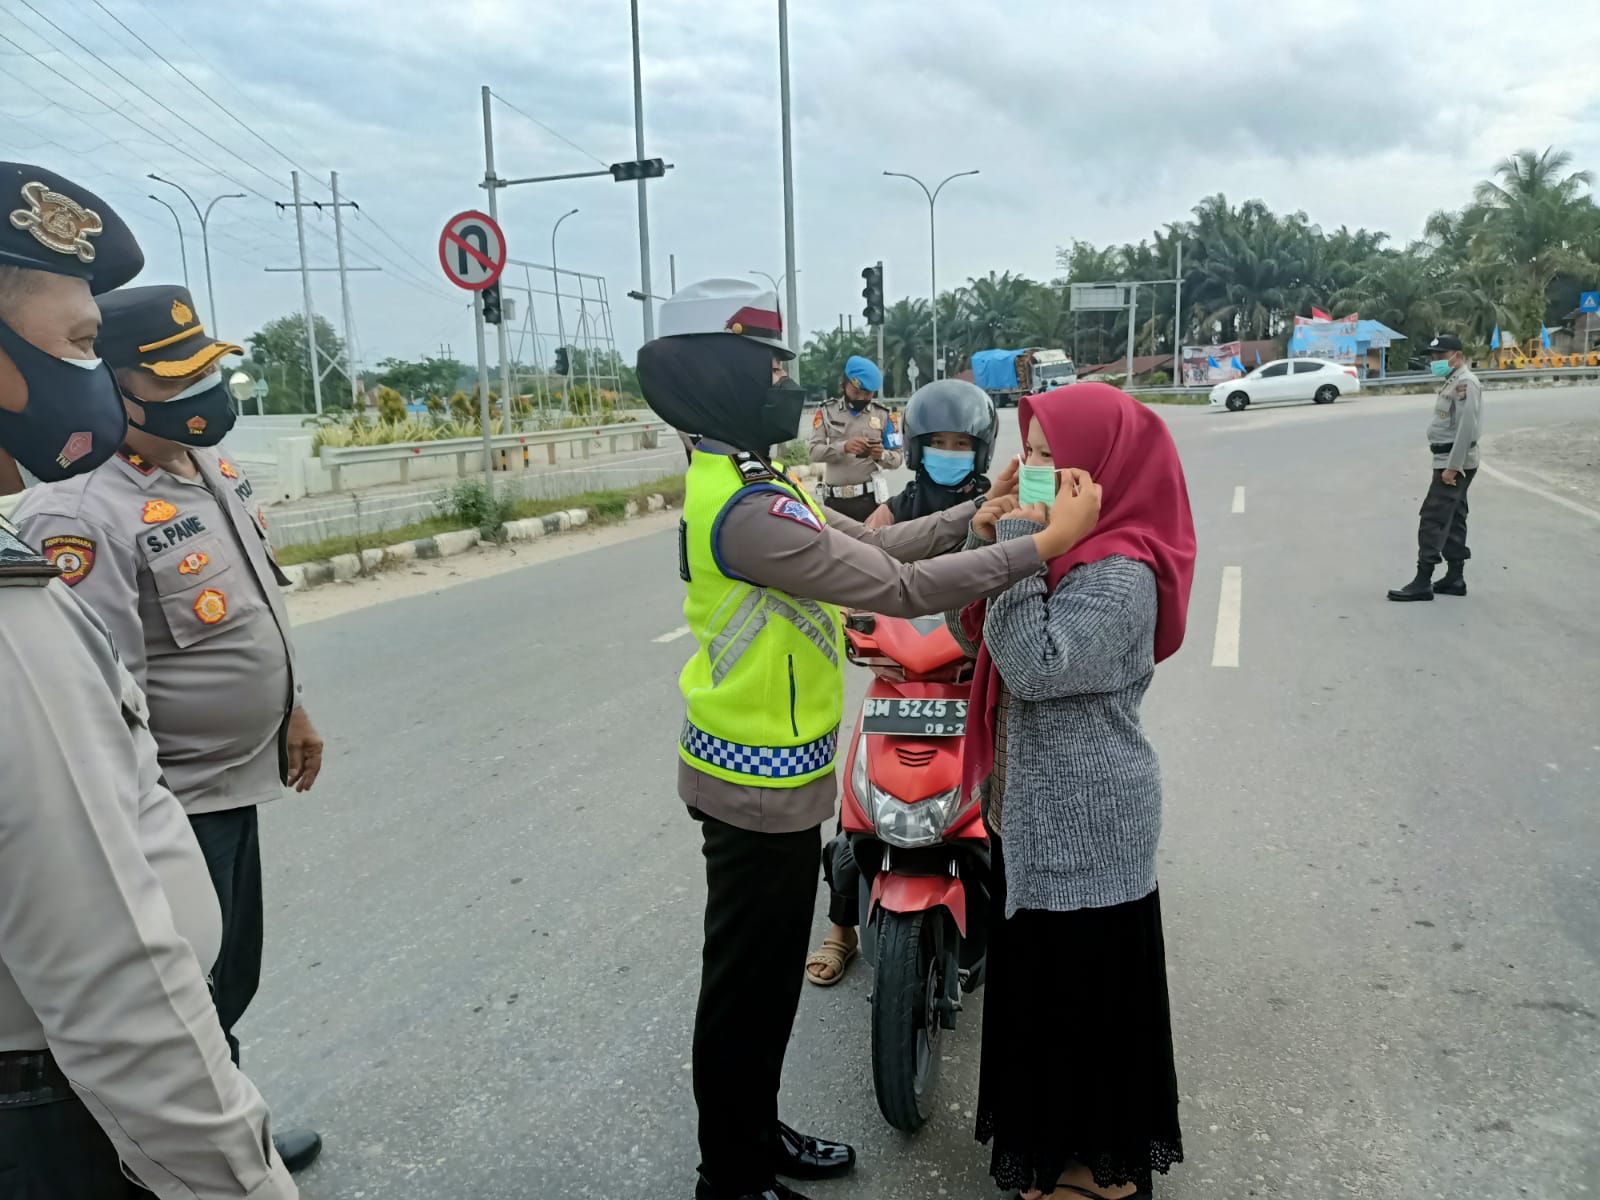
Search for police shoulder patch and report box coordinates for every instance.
[768,495,822,531]
[40,534,96,586]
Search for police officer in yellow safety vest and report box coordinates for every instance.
[0,162,298,1198]
[808,354,900,522]
[636,278,1098,1200]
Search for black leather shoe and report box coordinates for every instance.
[1387,562,1435,602]
[773,1121,856,1180]
[695,1175,811,1200]
[273,1129,323,1174]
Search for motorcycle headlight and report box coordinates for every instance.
[853,735,963,848]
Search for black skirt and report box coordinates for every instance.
[975,835,1184,1194]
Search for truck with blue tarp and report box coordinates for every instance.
[969,347,1075,406]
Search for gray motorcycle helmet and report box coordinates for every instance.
[903,379,999,473]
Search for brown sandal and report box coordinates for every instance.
[804,936,857,986]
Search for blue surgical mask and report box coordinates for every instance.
[921,446,975,486]
[1429,359,1453,378]
[1018,463,1059,508]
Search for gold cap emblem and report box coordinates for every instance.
[171,299,194,326]
[9,181,104,263]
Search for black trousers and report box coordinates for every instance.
[693,817,821,1195]
[188,806,264,1066]
[822,829,861,928]
[0,1093,148,1198]
[1416,467,1477,566]
[822,492,878,522]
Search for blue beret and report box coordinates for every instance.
[844,355,882,392]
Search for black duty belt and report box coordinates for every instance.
[1431,441,1477,456]
[0,1049,73,1107]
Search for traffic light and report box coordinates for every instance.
[554,346,570,376]
[609,158,667,182]
[861,263,884,327]
[481,282,502,325]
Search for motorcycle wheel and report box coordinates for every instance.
[870,908,943,1132]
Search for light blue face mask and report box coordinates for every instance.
[921,446,975,486]
[1430,358,1453,378]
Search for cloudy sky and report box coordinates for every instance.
[5,0,1598,375]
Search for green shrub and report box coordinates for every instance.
[446,480,516,538]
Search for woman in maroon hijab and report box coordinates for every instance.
[959,383,1197,1198]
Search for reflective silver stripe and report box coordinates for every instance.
[789,596,835,631]
[707,590,767,685]
[765,593,840,668]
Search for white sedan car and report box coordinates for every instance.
[1209,358,1361,412]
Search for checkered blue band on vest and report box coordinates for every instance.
[682,722,838,780]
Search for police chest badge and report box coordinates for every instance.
[193,587,227,625]
[40,534,95,586]
[178,551,209,576]
[768,495,821,531]
[219,459,240,480]
[142,499,179,524]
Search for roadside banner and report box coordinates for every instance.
[1181,341,1243,386]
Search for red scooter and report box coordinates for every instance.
[839,610,991,1133]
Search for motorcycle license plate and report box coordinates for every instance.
[862,697,967,737]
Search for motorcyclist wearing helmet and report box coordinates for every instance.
[807,380,1000,987]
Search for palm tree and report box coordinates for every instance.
[1021,285,1073,352]
[964,271,1037,348]
[880,298,931,394]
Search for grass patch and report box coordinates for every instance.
[1138,392,1212,406]
[273,473,687,567]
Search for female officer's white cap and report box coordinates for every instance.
[656,277,793,359]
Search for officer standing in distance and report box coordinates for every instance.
[12,283,324,1174]
[637,278,1099,1200]
[0,162,297,1197]
[1388,333,1484,602]
[808,353,900,521]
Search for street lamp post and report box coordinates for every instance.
[147,196,191,292]
[749,269,799,307]
[148,174,243,331]
[550,208,579,357]
[883,169,979,378]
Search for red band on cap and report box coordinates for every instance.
[726,306,783,341]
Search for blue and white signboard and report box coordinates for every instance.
[1579,291,1599,314]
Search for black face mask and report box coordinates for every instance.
[0,315,128,482]
[760,376,806,447]
[123,372,237,447]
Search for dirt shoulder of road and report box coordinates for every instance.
[286,509,679,626]
[1483,418,1600,509]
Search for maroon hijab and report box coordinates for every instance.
[960,383,1197,799]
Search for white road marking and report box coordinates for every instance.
[1213,566,1242,669]
[1480,464,1600,525]
[1232,486,1246,514]
[653,625,691,643]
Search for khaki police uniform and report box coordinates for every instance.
[1419,363,1483,565]
[0,518,296,1199]
[807,397,902,521]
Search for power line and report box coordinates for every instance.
[489,89,609,168]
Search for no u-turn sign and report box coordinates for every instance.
[438,210,507,291]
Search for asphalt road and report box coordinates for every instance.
[248,387,1600,1199]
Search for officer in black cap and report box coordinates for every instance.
[0,164,300,1198]
[1388,333,1483,601]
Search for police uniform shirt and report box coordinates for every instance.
[1427,364,1484,472]
[677,461,1042,833]
[0,518,296,1198]
[12,447,301,814]
[808,397,904,490]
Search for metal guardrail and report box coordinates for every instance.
[317,421,665,491]
[1121,364,1600,399]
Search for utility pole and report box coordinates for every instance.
[669,253,676,295]
[778,0,799,357]
[629,0,656,341]
[481,86,516,427]
[1172,240,1183,382]
[329,171,360,409]
[1125,283,1137,386]
[876,259,885,381]
[290,171,323,416]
